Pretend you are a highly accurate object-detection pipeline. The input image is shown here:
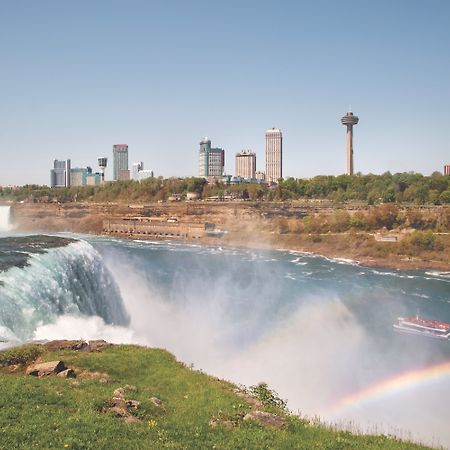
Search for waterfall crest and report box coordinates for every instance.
[0,206,12,232]
[0,238,129,342]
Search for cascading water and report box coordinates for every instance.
[0,205,12,232]
[0,238,129,342]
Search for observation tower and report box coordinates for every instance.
[98,157,108,184]
[341,110,359,176]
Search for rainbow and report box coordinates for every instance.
[327,360,450,416]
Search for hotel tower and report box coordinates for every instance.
[235,150,256,179]
[112,144,129,181]
[265,128,282,183]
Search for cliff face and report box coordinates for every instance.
[11,201,450,271]
[10,202,263,235]
[11,203,113,234]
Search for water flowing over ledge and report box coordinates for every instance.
[0,237,129,342]
[0,205,12,232]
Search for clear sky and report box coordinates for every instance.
[1,0,449,185]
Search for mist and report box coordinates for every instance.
[32,240,450,448]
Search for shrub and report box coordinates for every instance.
[248,382,287,411]
[409,230,436,251]
[0,344,43,366]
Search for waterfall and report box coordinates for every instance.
[0,205,11,232]
[0,238,129,342]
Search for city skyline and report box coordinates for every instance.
[1,1,450,185]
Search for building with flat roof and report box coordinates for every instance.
[70,167,92,187]
[86,172,101,185]
[131,162,144,180]
[444,165,450,176]
[136,169,154,181]
[50,159,71,187]
[255,171,266,182]
[265,128,282,183]
[235,150,256,179]
[199,137,224,179]
[113,144,128,181]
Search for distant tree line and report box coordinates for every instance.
[273,204,450,235]
[2,172,450,205]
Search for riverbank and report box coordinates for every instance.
[221,231,450,272]
[9,201,450,272]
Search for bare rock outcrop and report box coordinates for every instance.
[102,386,142,424]
[43,339,111,353]
[57,368,76,378]
[243,410,287,428]
[26,360,66,377]
[44,340,89,352]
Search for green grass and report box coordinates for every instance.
[0,343,44,366]
[0,344,434,450]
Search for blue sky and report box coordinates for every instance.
[1,0,449,185]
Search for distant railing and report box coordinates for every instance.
[103,219,206,239]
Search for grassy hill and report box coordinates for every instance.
[0,342,433,450]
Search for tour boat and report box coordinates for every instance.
[393,312,450,340]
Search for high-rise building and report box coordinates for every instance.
[341,111,359,176]
[198,137,224,178]
[235,150,256,179]
[50,159,71,187]
[113,144,128,181]
[444,165,450,176]
[70,167,92,186]
[265,128,282,183]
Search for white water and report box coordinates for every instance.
[0,240,129,342]
[0,205,12,232]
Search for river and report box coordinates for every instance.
[1,205,449,448]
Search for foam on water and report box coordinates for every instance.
[0,239,129,342]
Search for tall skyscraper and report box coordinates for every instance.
[265,128,282,183]
[444,165,450,176]
[113,144,128,181]
[198,137,224,178]
[235,150,256,179]
[50,159,71,187]
[341,110,359,176]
